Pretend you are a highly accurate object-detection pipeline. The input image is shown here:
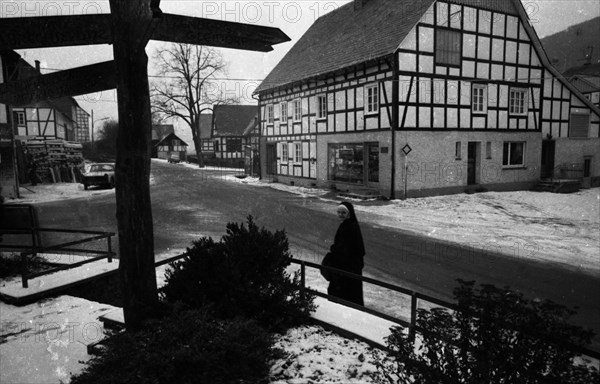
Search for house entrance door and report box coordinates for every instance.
[541,140,555,179]
[467,142,479,185]
[366,143,379,186]
[266,143,277,176]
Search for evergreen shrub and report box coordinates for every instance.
[374,280,600,384]
[70,307,275,384]
[160,216,315,332]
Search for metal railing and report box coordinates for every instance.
[291,258,600,361]
[2,228,116,288]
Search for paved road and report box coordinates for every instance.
[33,160,600,348]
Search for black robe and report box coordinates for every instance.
[327,207,365,306]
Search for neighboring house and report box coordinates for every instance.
[255,0,600,198]
[242,114,260,176]
[151,124,175,158]
[155,132,188,163]
[539,16,599,73]
[563,63,600,107]
[198,113,215,157]
[212,105,258,168]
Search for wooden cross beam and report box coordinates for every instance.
[0,13,290,51]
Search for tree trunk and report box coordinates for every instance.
[109,0,158,332]
[193,119,204,168]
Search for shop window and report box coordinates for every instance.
[435,28,462,66]
[365,84,379,115]
[293,99,302,122]
[472,84,487,114]
[502,142,525,167]
[317,95,327,120]
[266,104,274,124]
[328,143,364,184]
[509,88,528,115]
[280,102,288,122]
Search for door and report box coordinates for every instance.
[366,143,379,185]
[467,142,479,185]
[266,143,277,175]
[541,140,555,179]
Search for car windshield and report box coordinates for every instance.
[89,164,114,172]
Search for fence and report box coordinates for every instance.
[291,258,600,361]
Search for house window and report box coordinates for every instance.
[291,142,302,163]
[502,142,525,167]
[509,88,528,115]
[293,99,302,122]
[472,84,488,114]
[569,113,590,138]
[16,111,26,125]
[328,143,364,184]
[455,142,461,160]
[435,28,462,66]
[266,104,274,125]
[317,95,327,120]
[280,102,288,123]
[365,84,379,115]
[281,142,289,162]
[215,140,220,152]
[228,138,242,152]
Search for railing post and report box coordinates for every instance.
[21,252,29,288]
[409,292,417,342]
[300,260,306,289]
[107,236,113,263]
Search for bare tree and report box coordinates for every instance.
[151,43,236,167]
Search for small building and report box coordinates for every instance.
[155,132,188,163]
[213,105,258,168]
[564,63,600,108]
[151,124,175,158]
[256,0,600,198]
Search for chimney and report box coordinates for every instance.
[354,0,367,11]
[35,60,41,73]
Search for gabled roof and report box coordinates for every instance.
[256,0,520,93]
[213,105,258,137]
[199,114,213,139]
[155,132,188,148]
[563,63,600,78]
[151,124,175,142]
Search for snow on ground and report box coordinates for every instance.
[2,165,599,383]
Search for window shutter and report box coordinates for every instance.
[569,114,589,138]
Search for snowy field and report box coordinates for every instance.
[3,165,599,383]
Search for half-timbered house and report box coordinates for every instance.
[256,0,600,198]
[198,113,215,158]
[564,64,600,108]
[155,132,188,163]
[213,105,257,168]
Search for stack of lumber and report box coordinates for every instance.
[22,138,84,183]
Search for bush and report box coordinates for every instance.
[70,306,276,384]
[0,253,47,278]
[160,216,315,332]
[374,280,599,384]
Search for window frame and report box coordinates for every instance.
[16,111,26,125]
[281,142,289,162]
[509,87,528,116]
[266,104,274,125]
[364,83,379,115]
[472,84,488,114]
[293,99,302,122]
[317,95,327,120]
[280,102,288,123]
[435,28,462,67]
[290,142,302,164]
[502,141,526,168]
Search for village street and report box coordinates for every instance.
[27,159,600,346]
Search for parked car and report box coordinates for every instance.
[82,163,115,190]
[168,153,181,163]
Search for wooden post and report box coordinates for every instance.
[109,0,158,332]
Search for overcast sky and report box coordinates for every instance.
[2,0,599,124]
